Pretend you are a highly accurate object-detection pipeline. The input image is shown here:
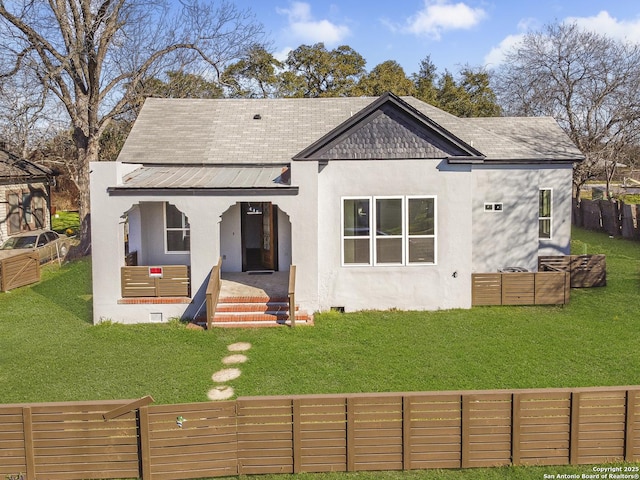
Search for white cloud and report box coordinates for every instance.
[483,33,524,68]
[566,11,640,44]
[404,0,487,40]
[276,2,350,46]
[484,10,640,69]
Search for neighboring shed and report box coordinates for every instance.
[0,149,55,243]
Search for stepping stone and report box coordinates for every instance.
[227,342,251,352]
[222,354,248,365]
[212,368,241,382]
[207,385,234,400]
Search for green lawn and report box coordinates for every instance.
[51,210,80,235]
[1,227,638,404]
[0,227,638,479]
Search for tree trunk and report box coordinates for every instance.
[66,128,99,260]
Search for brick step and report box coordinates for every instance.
[212,310,313,327]
[218,296,289,304]
[216,302,295,313]
[203,295,313,327]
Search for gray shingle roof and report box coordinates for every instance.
[117,95,584,167]
[0,149,53,180]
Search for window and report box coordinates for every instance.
[343,198,371,264]
[6,189,46,234]
[375,198,403,264]
[342,196,436,266]
[407,197,436,264]
[539,189,552,239]
[165,203,190,252]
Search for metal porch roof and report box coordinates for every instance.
[115,165,292,190]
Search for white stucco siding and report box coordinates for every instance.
[537,165,574,257]
[91,161,310,323]
[315,159,473,312]
[471,164,574,273]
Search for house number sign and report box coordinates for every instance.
[148,267,163,278]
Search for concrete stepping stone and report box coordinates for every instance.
[227,342,251,352]
[222,354,248,365]
[212,368,241,382]
[207,385,234,400]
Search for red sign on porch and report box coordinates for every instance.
[148,267,163,278]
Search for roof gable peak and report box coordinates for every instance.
[293,92,484,161]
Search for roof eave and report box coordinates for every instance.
[446,156,486,164]
[107,186,299,196]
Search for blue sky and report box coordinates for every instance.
[231,0,640,76]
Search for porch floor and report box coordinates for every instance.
[219,271,289,299]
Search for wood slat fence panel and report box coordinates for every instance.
[236,398,294,476]
[121,266,189,297]
[3,388,640,480]
[539,255,606,288]
[406,394,462,470]
[296,397,347,473]
[0,400,139,480]
[350,396,404,472]
[0,252,40,292]
[145,402,237,480]
[471,271,569,306]
[513,391,571,466]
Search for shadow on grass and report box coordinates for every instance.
[31,259,93,324]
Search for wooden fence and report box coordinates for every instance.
[472,271,570,306]
[2,386,640,480]
[0,251,40,292]
[574,198,640,240]
[539,255,607,288]
[121,265,189,297]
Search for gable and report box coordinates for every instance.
[293,93,484,161]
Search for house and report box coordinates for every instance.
[0,149,55,243]
[89,93,584,324]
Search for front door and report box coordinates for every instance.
[241,202,278,271]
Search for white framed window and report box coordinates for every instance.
[165,203,190,253]
[342,197,372,265]
[342,196,436,266]
[374,197,403,265]
[407,196,436,264]
[539,189,552,240]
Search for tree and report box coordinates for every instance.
[278,43,366,97]
[494,22,640,201]
[457,67,501,117]
[0,0,264,255]
[0,70,61,158]
[412,56,439,105]
[411,56,500,118]
[223,45,283,98]
[355,60,415,97]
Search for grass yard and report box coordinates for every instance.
[0,226,638,404]
[51,209,80,235]
[0,226,638,479]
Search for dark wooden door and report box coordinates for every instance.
[260,203,275,270]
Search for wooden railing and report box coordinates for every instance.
[120,265,189,297]
[205,257,223,330]
[288,265,296,327]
